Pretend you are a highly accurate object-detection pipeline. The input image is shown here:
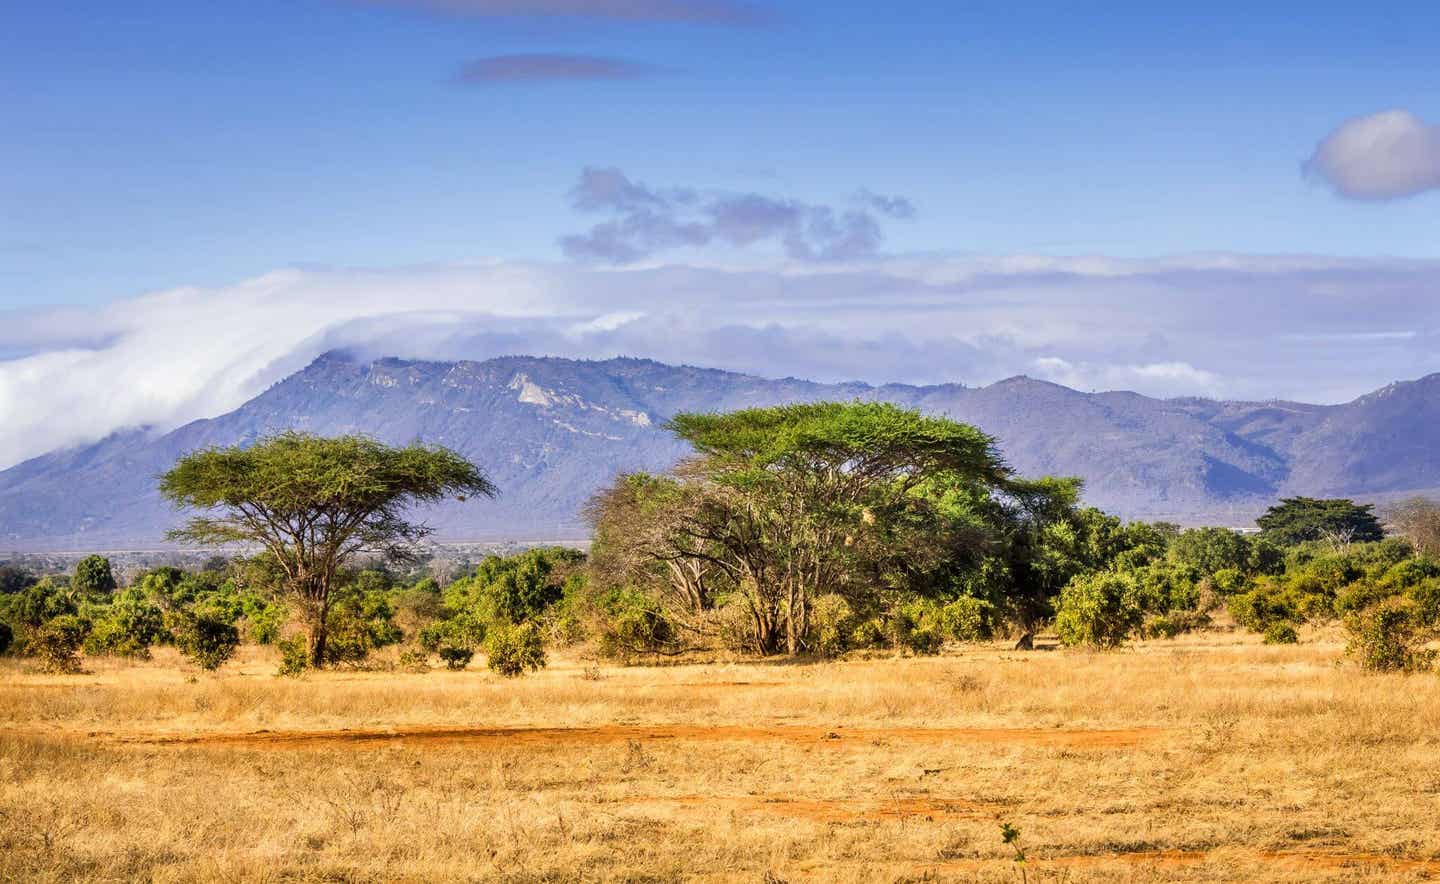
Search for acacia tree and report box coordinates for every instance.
[160,432,496,666]
[591,402,1015,655]
[1257,497,1384,546]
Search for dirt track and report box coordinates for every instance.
[105,723,1168,750]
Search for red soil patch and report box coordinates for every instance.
[109,723,1166,750]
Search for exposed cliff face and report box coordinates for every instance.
[2,351,1435,550]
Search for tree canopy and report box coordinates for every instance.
[1256,497,1384,546]
[589,401,1085,654]
[160,432,495,665]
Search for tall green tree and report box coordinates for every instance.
[1257,497,1384,546]
[160,432,496,666]
[73,555,117,597]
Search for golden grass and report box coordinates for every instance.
[4,628,1440,881]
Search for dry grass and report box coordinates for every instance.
[4,628,1440,881]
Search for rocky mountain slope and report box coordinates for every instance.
[2,352,1436,550]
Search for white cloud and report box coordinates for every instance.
[3,253,1440,470]
[1305,109,1440,200]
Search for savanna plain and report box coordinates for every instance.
[4,625,1439,883]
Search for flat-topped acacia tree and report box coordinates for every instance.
[160,432,496,666]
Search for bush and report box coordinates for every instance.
[806,594,854,657]
[168,611,240,671]
[275,637,308,677]
[398,648,431,672]
[887,599,945,655]
[1344,598,1436,673]
[31,615,88,673]
[82,590,164,658]
[0,621,11,655]
[1055,572,1143,648]
[484,622,546,677]
[1141,610,1210,639]
[437,646,473,670]
[1262,622,1299,645]
[598,607,677,661]
[849,617,886,649]
[940,595,994,642]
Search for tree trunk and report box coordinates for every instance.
[309,618,328,667]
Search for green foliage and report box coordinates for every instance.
[1263,622,1299,645]
[444,548,581,626]
[437,646,473,670]
[0,565,35,595]
[806,594,855,657]
[939,594,994,642]
[1055,571,1143,648]
[11,578,78,630]
[275,637,308,678]
[167,610,239,671]
[1141,609,1211,639]
[32,615,88,673]
[160,432,496,667]
[322,578,403,665]
[887,599,946,655]
[1257,497,1384,546]
[0,621,11,655]
[484,622,546,677]
[82,589,164,658]
[1344,598,1435,673]
[73,555,117,597]
[1168,528,1252,577]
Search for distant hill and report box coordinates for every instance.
[2,351,1437,550]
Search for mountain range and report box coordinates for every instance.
[2,351,1438,551]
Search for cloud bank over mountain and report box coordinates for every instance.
[3,253,1440,471]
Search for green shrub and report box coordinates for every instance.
[398,648,431,672]
[0,621,11,655]
[1262,622,1299,645]
[1210,567,1248,595]
[82,590,164,658]
[1055,572,1142,648]
[888,600,945,655]
[1407,579,1440,627]
[1380,558,1440,590]
[322,585,403,665]
[1332,580,1393,618]
[484,622,546,677]
[849,617,886,649]
[806,594,854,657]
[598,607,677,661]
[31,615,88,673]
[1344,598,1436,673]
[168,611,240,671]
[1141,610,1210,639]
[437,646,474,670]
[241,596,287,645]
[275,637,308,678]
[940,595,993,642]
[73,555,117,598]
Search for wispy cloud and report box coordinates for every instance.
[351,0,764,25]
[457,54,657,83]
[5,254,1440,470]
[559,167,914,262]
[1305,109,1440,200]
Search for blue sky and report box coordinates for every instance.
[5,1,1440,467]
[5,0,1440,306]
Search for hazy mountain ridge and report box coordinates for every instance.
[2,352,1437,550]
